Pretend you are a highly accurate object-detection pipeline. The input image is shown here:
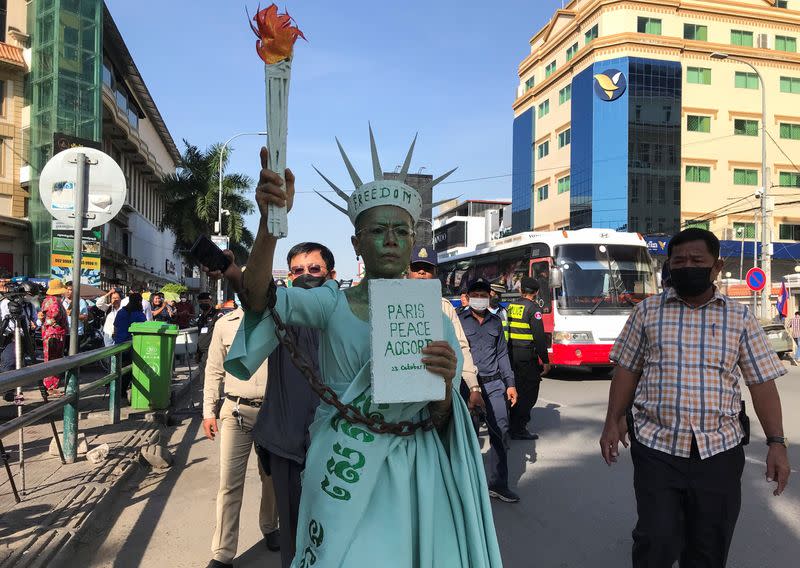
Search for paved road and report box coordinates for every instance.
[73,365,800,568]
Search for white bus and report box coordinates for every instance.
[437,229,658,370]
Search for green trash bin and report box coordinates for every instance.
[129,321,179,410]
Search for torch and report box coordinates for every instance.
[250,4,305,238]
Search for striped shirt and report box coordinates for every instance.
[610,287,785,459]
[788,315,800,339]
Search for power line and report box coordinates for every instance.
[249,130,753,194]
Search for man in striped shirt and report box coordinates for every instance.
[786,310,800,360]
[600,228,790,567]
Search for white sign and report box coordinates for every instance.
[211,236,229,251]
[39,147,127,229]
[369,279,445,404]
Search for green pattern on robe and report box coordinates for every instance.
[225,281,503,567]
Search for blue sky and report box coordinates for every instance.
[106,0,565,279]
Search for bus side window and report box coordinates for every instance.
[531,261,551,313]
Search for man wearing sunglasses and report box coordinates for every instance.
[252,242,336,568]
[203,241,337,568]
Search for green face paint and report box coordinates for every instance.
[354,206,415,279]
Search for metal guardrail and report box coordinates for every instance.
[0,341,132,503]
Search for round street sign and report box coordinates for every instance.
[745,267,767,292]
[39,147,127,229]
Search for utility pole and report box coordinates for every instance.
[711,53,771,318]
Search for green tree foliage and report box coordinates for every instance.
[159,141,255,267]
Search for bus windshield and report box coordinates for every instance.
[554,244,656,312]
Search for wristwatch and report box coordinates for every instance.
[766,436,787,447]
[469,386,482,393]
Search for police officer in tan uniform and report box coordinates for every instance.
[407,245,484,411]
[203,307,279,568]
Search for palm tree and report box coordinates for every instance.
[159,141,255,267]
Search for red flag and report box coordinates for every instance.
[777,281,789,318]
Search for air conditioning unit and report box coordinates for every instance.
[757,34,770,49]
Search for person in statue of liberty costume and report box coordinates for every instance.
[219,127,502,567]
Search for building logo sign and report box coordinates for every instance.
[593,69,627,101]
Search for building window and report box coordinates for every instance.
[687,115,711,133]
[684,23,708,41]
[524,77,534,93]
[733,168,758,185]
[779,171,800,187]
[735,71,759,89]
[731,29,754,47]
[537,99,550,118]
[780,122,800,140]
[537,140,550,159]
[0,81,5,118]
[776,35,797,52]
[637,17,662,35]
[686,67,711,85]
[558,128,571,148]
[585,24,598,44]
[686,220,710,230]
[733,222,756,238]
[780,76,800,93]
[559,84,571,104]
[685,165,711,183]
[102,61,113,87]
[779,224,800,240]
[545,61,557,78]
[637,143,650,164]
[537,184,549,201]
[777,1,789,9]
[734,119,759,136]
[566,43,578,61]
[557,175,571,194]
[0,138,6,178]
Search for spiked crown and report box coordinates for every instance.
[314,125,456,226]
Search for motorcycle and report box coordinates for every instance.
[79,309,110,373]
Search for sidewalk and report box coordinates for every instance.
[0,359,199,568]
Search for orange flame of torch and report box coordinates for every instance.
[250,4,306,65]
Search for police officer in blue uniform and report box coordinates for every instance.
[459,278,520,503]
[506,277,551,440]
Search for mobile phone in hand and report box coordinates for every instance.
[190,235,232,273]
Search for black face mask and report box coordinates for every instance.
[669,266,713,298]
[292,274,327,290]
[489,296,500,308]
[200,303,211,311]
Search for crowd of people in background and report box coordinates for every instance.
[0,277,216,403]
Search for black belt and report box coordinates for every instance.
[226,394,263,408]
[477,373,502,385]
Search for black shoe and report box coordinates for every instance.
[207,561,233,568]
[489,486,520,503]
[510,429,539,440]
[264,529,281,552]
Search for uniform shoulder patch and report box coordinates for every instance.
[534,311,542,320]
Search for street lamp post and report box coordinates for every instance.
[711,53,770,318]
[216,131,267,302]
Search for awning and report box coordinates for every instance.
[0,42,25,68]
[645,235,800,260]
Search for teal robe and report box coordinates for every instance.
[224,281,503,567]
